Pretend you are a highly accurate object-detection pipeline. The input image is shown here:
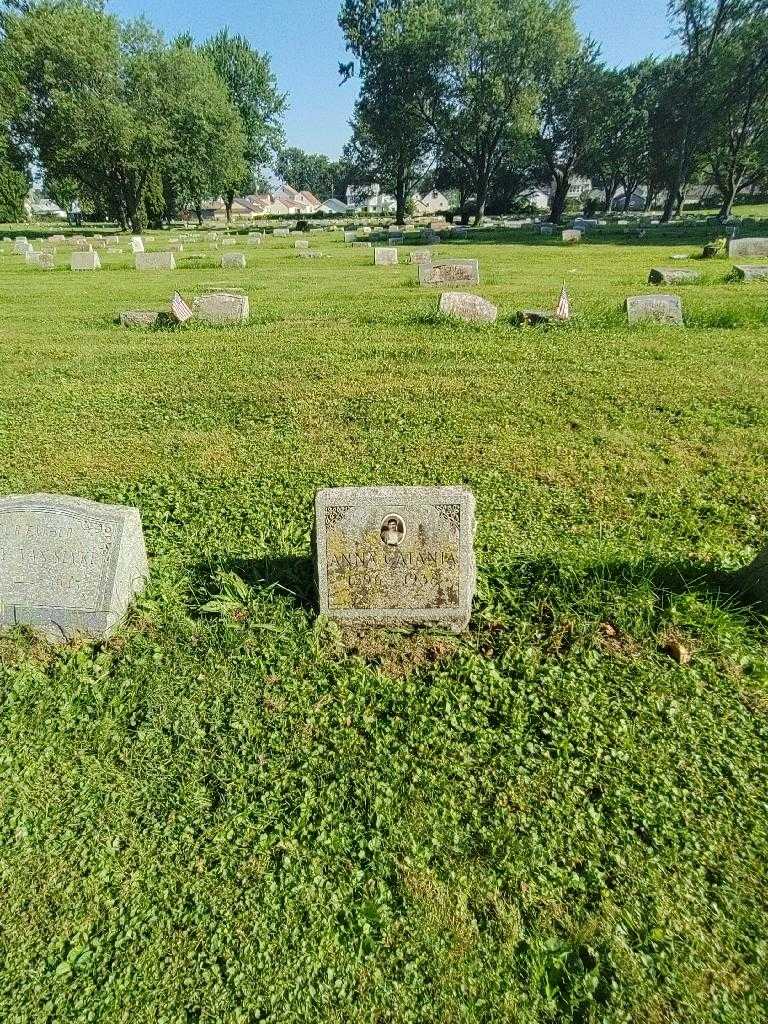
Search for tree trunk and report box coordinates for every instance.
[718,170,741,220]
[195,201,203,227]
[395,166,406,226]
[674,190,685,218]
[549,171,569,224]
[225,189,234,224]
[473,165,491,226]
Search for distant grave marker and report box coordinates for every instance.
[221,252,246,268]
[418,259,479,286]
[648,267,701,284]
[71,252,101,271]
[734,264,768,281]
[625,294,683,324]
[193,292,249,324]
[135,252,176,271]
[727,237,768,259]
[374,247,399,266]
[439,292,497,323]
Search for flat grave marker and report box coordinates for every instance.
[418,259,480,286]
[626,294,683,325]
[135,252,176,271]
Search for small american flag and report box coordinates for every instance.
[170,292,193,324]
[555,284,571,321]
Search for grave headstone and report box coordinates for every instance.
[247,234,262,246]
[734,264,768,281]
[648,267,701,284]
[221,252,246,268]
[314,485,476,632]
[13,238,32,255]
[344,230,356,243]
[418,259,480,286]
[130,236,145,254]
[562,229,581,244]
[0,493,148,641]
[439,292,497,323]
[273,228,290,238]
[168,241,184,253]
[352,241,372,248]
[539,224,555,236]
[193,292,249,324]
[120,310,160,328]
[135,252,176,271]
[374,247,399,266]
[728,237,768,258]
[29,252,55,270]
[409,249,432,265]
[295,239,309,249]
[71,251,101,271]
[625,294,683,325]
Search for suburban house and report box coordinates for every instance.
[319,197,350,214]
[24,190,67,220]
[414,190,450,215]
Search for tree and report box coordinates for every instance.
[535,41,611,223]
[200,29,285,221]
[705,14,768,218]
[273,147,339,196]
[582,67,647,212]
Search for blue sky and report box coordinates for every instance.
[109,0,677,158]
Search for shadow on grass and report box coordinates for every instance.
[193,553,317,616]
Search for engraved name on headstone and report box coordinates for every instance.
[418,259,480,286]
[0,494,148,641]
[315,486,476,631]
[728,237,768,258]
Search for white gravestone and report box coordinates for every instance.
[193,292,249,324]
[71,252,101,271]
[375,247,399,266]
[0,494,148,641]
[728,237,768,259]
[221,253,246,268]
[625,294,683,325]
[135,252,176,271]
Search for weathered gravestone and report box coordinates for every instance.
[625,294,683,325]
[295,239,309,249]
[374,247,399,266]
[0,493,148,641]
[221,252,246,268]
[13,238,32,255]
[343,230,356,243]
[439,292,498,323]
[562,229,581,244]
[120,310,160,328]
[728,237,768,259]
[248,233,262,246]
[314,485,476,631]
[135,252,176,271]
[28,252,55,270]
[193,292,249,324]
[352,241,372,248]
[734,265,768,281]
[648,267,701,284]
[418,259,480,286]
[71,252,101,271]
[273,228,290,237]
[168,241,184,253]
[409,249,432,265]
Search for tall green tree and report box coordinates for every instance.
[273,147,340,197]
[200,29,285,221]
[383,0,578,225]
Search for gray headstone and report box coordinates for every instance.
[343,230,356,243]
[352,241,372,248]
[439,292,497,323]
[120,310,160,328]
[374,247,399,266]
[29,252,55,270]
[273,228,290,237]
[625,294,683,325]
[13,238,32,255]
[648,267,701,284]
[314,485,476,631]
[409,249,433,265]
[295,239,309,249]
[135,252,176,271]
[539,224,555,236]
[562,229,581,244]
[71,251,101,271]
[728,237,768,258]
[418,259,480,286]
[248,234,262,246]
[734,264,768,281]
[193,292,249,324]
[168,241,184,253]
[0,493,148,642]
[221,252,246,268]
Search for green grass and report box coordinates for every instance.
[1,223,767,1024]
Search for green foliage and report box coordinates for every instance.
[273,146,340,197]
[0,225,767,1018]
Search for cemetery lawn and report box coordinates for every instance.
[1,225,768,1024]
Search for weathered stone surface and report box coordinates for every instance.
[193,292,249,324]
[0,493,148,641]
[539,224,555,235]
[273,228,290,237]
[120,310,160,328]
[728,236,768,258]
[135,252,176,271]
[297,249,324,258]
[625,294,683,324]
[418,259,480,286]
[315,485,476,631]
[13,238,32,255]
[168,241,184,252]
[734,264,768,281]
[439,291,498,323]
[28,252,55,270]
[248,234,262,246]
[648,267,701,284]
[409,249,432,265]
[295,239,309,249]
[221,238,237,247]
[221,252,246,268]
[562,229,581,243]
[71,251,101,271]
[343,230,356,243]
[374,247,399,266]
[72,239,93,251]
[352,241,372,248]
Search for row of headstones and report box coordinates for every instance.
[1,488,764,643]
